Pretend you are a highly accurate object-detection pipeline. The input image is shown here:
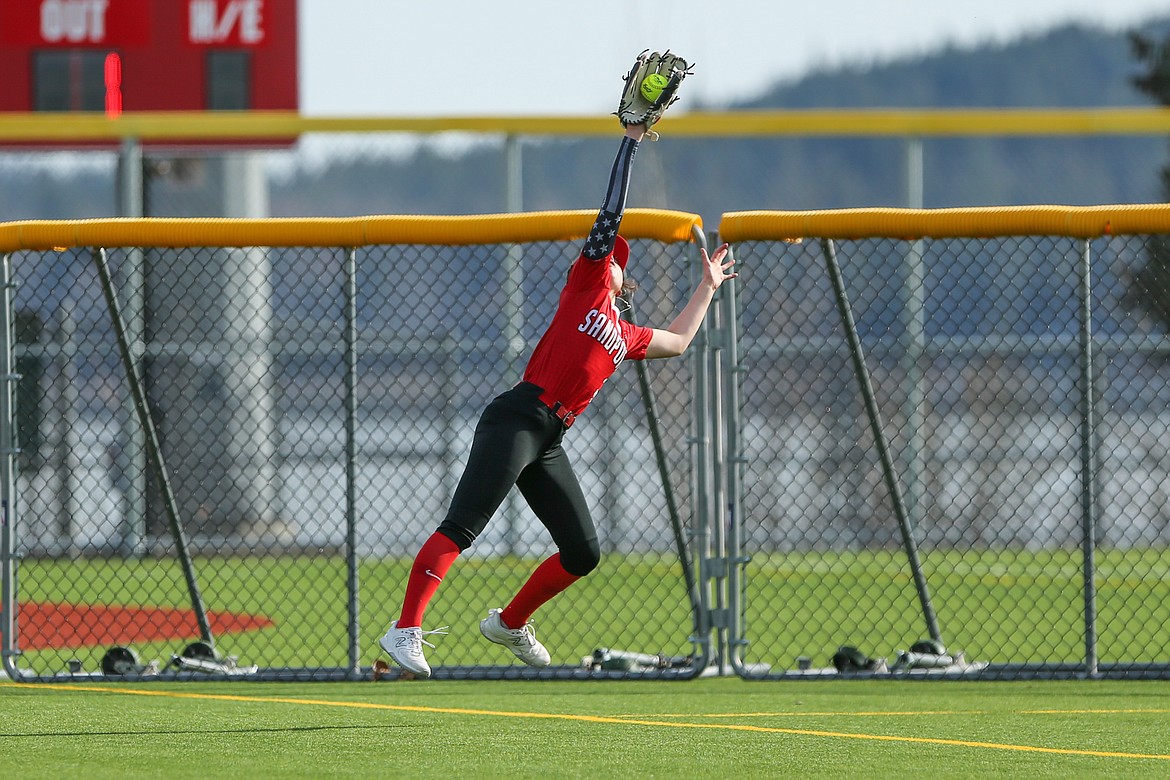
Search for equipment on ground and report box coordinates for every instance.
[169,640,258,676]
[586,647,693,672]
[100,645,160,676]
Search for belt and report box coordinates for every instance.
[536,388,577,429]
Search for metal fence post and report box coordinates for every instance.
[93,247,214,647]
[345,247,361,679]
[721,248,751,676]
[502,134,525,553]
[1077,238,1099,678]
[51,303,80,557]
[902,138,928,537]
[117,137,147,558]
[689,227,715,673]
[1,252,20,679]
[707,244,729,673]
[821,238,943,646]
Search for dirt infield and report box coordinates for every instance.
[11,602,274,649]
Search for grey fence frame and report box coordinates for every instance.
[716,209,1170,681]
[5,206,1170,682]
[0,216,719,682]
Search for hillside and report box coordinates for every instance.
[270,19,1170,223]
[741,22,1149,109]
[2,18,1169,222]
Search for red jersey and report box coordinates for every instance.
[522,253,654,418]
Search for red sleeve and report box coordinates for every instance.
[622,320,654,361]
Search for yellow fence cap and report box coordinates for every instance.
[0,209,702,253]
[719,204,1170,241]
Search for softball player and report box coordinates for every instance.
[380,121,736,677]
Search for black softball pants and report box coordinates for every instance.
[436,382,601,576]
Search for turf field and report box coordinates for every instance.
[6,550,1170,777]
[2,677,1169,778]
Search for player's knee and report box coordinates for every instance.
[559,540,601,576]
[435,522,475,552]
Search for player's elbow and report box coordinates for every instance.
[646,331,690,359]
[661,338,689,358]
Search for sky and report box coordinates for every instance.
[298,0,1170,117]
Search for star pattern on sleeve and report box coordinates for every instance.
[583,212,621,260]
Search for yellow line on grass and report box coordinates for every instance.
[624,710,977,718]
[1024,708,1170,715]
[4,683,1168,762]
[631,708,1170,718]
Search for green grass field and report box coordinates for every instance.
[7,549,1170,777]
[3,677,1169,778]
[13,553,703,675]
[12,547,1170,678]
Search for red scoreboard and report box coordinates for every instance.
[0,0,298,114]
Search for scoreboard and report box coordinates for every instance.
[0,0,298,135]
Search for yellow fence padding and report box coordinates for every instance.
[0,209,702,253]
[719,204,1170,242]
[5,108,1170,141]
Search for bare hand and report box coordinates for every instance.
[702,243,737,291]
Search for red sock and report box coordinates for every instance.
[397,532,460,628]
[499,553,581,629]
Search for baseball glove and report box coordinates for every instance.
[616,50,692,134]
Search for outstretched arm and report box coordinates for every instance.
[644,243,737,359]
[581,123,646,261]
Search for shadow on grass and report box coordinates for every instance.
[1,724,417,738]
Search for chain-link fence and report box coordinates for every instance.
[1,212,713,680]
[4,113,1170,682]
[719,209,1170,679]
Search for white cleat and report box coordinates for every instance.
[378,621,448,678]
[479,608,551,668]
